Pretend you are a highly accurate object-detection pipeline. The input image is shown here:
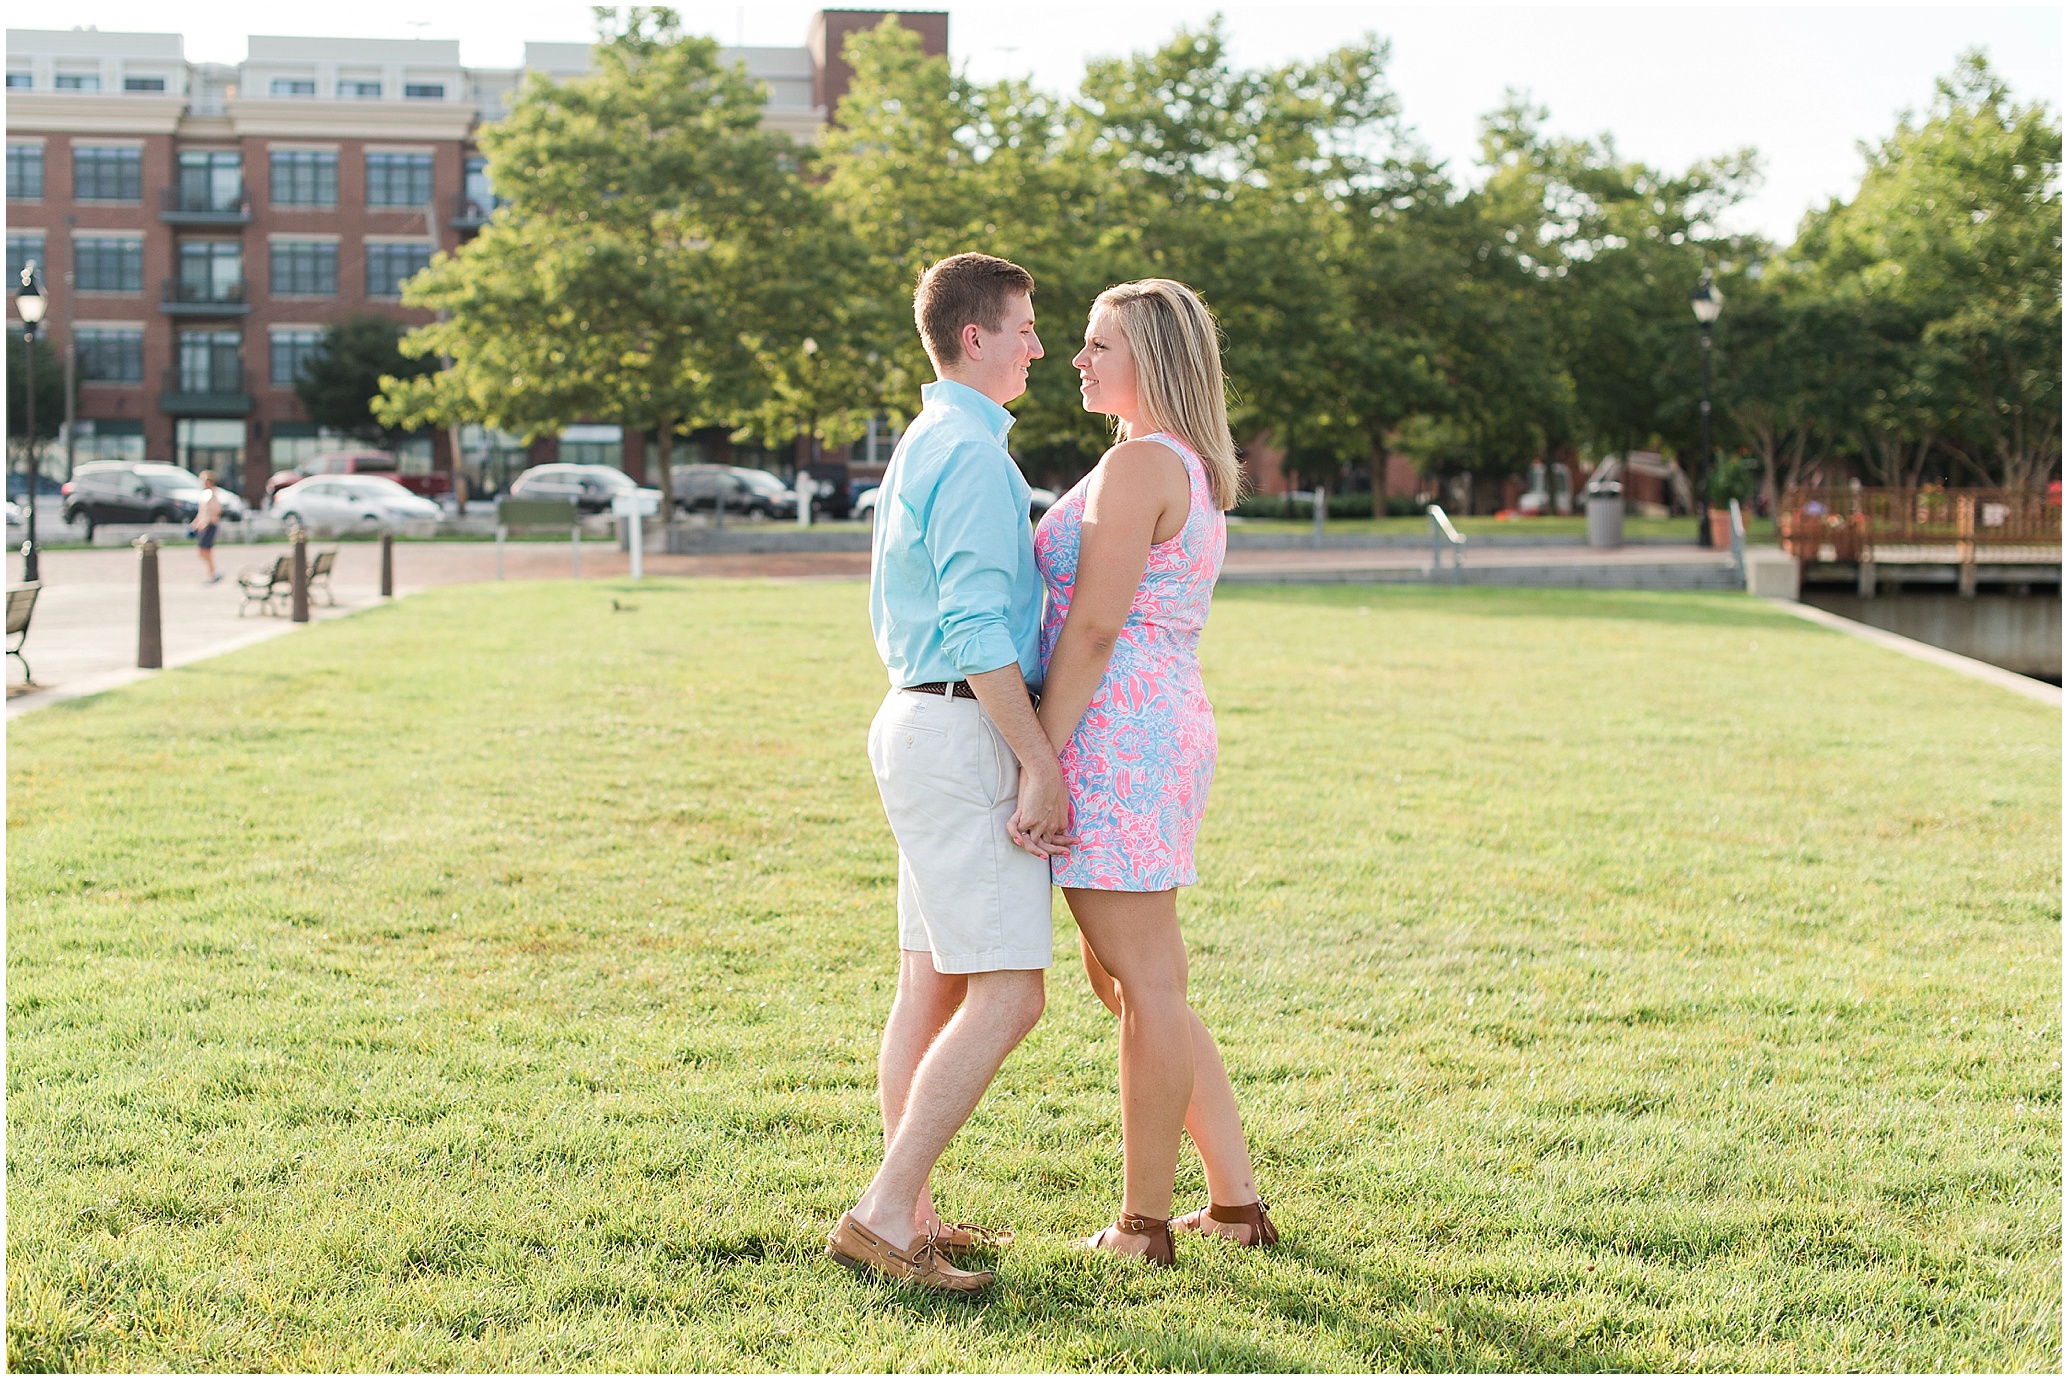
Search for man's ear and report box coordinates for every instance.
[960,321,984,363]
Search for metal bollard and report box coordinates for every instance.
[571,520,581,579]
[495,524,506,579]
[136,536,162,669]
[290,526,309,623]
[380,531,394,597]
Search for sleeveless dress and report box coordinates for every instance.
[1034,432,1227,891]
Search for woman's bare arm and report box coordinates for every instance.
[1037,440,1191,754]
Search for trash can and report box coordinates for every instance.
[1586,482,1624,549]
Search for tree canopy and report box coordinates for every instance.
[377,12,2061,501]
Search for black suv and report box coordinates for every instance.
[61,462,246,538]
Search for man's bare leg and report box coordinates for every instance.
[878,949,965,1236]
[853,967,1044,1250]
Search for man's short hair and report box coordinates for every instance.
[913,253,1035,369]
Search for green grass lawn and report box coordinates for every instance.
[7,580,2058,1372]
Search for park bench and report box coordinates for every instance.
[238,554,292,617]
[7,582,39,683]
[307,547,339,606]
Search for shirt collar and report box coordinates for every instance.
[922,379,1016,444]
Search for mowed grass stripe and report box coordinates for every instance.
[7,580,2059,1372]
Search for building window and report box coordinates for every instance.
[270,150,337,208]
[271,78,316,97]
[404,83,445,99]
[175,418,246,493]
[123,76,166,92]
[461,155,495,220]
[55,73,102,91]
[74,419,147,464]
[74,146,144,202]
[270,241,336,296]
[7,233,45,287]
[5,73,29,90]
[365,152,434,208]
[339,80,382,99]
[177,241,243,302]
[270,329,325,386]
[177,150,242,212]
[75,327,146,383]
[366,242,432,298]
[74,236,144,293]
[178,330,242,393]
[7,144,43,200]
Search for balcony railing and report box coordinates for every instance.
[451,193,501,229]
[160,276,252,316]
[160,184,251,224]
[160,366,253,417]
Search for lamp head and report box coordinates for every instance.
[15,263,46,326]
[1690,271,1722,327]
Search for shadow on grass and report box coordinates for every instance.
[1213,582,1802,632]
[815,1234,1655,1373]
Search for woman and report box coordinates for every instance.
[1034,279,1278,1265]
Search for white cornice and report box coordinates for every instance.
[5,92,186,135]
[227,97,477,140]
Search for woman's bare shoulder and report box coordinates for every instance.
[1095,437,1189,491]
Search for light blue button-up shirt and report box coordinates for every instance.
[869,379,1043,690]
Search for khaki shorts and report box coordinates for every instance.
[866,689,1053,974]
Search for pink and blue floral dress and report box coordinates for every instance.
[1035,432,1227,892]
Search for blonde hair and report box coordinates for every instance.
[1095,278,1242,510]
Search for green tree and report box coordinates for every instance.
[1792,51,2061,488]
[7,328,64,453]
[377,6,827,493]
[295,313,436,446]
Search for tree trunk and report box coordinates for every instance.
[656,417,676,543]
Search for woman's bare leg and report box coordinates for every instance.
[1080,930,1258,1206]
[1065,887,1194,1232]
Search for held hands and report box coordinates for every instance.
[1008,757,1077,860]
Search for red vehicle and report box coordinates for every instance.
[266,449,452,504]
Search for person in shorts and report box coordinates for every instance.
[192,470,224,583]
[825,254,1071,1293]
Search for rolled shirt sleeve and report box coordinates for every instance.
[926,440,1026,677]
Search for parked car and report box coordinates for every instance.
[272,475,442,529]
[855,484,1056,523]
[61,462,248,539]
[508,463,660,516]
[671,464,799,520]
[266,449,452,503]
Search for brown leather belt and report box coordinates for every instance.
[903,680,979,701]
[902,680,1040,708]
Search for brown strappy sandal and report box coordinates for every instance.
[1077,1211,1176,1267]
[1173,1199,1279,1248]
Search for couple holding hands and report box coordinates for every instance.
[828,253,1275,1292]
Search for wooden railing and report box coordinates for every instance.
[1778,487,2061,563]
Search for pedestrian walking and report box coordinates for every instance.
[192,471,224,583]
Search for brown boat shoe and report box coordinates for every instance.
[826,1212,994,1293]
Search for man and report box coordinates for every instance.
[827,253,1069,1293]
[193,471,224,584]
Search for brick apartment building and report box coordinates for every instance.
[5,11,946,504]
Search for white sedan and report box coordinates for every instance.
[273,475,442,529]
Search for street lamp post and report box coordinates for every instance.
[14,263,47,583]
[1690,271,1723,549]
